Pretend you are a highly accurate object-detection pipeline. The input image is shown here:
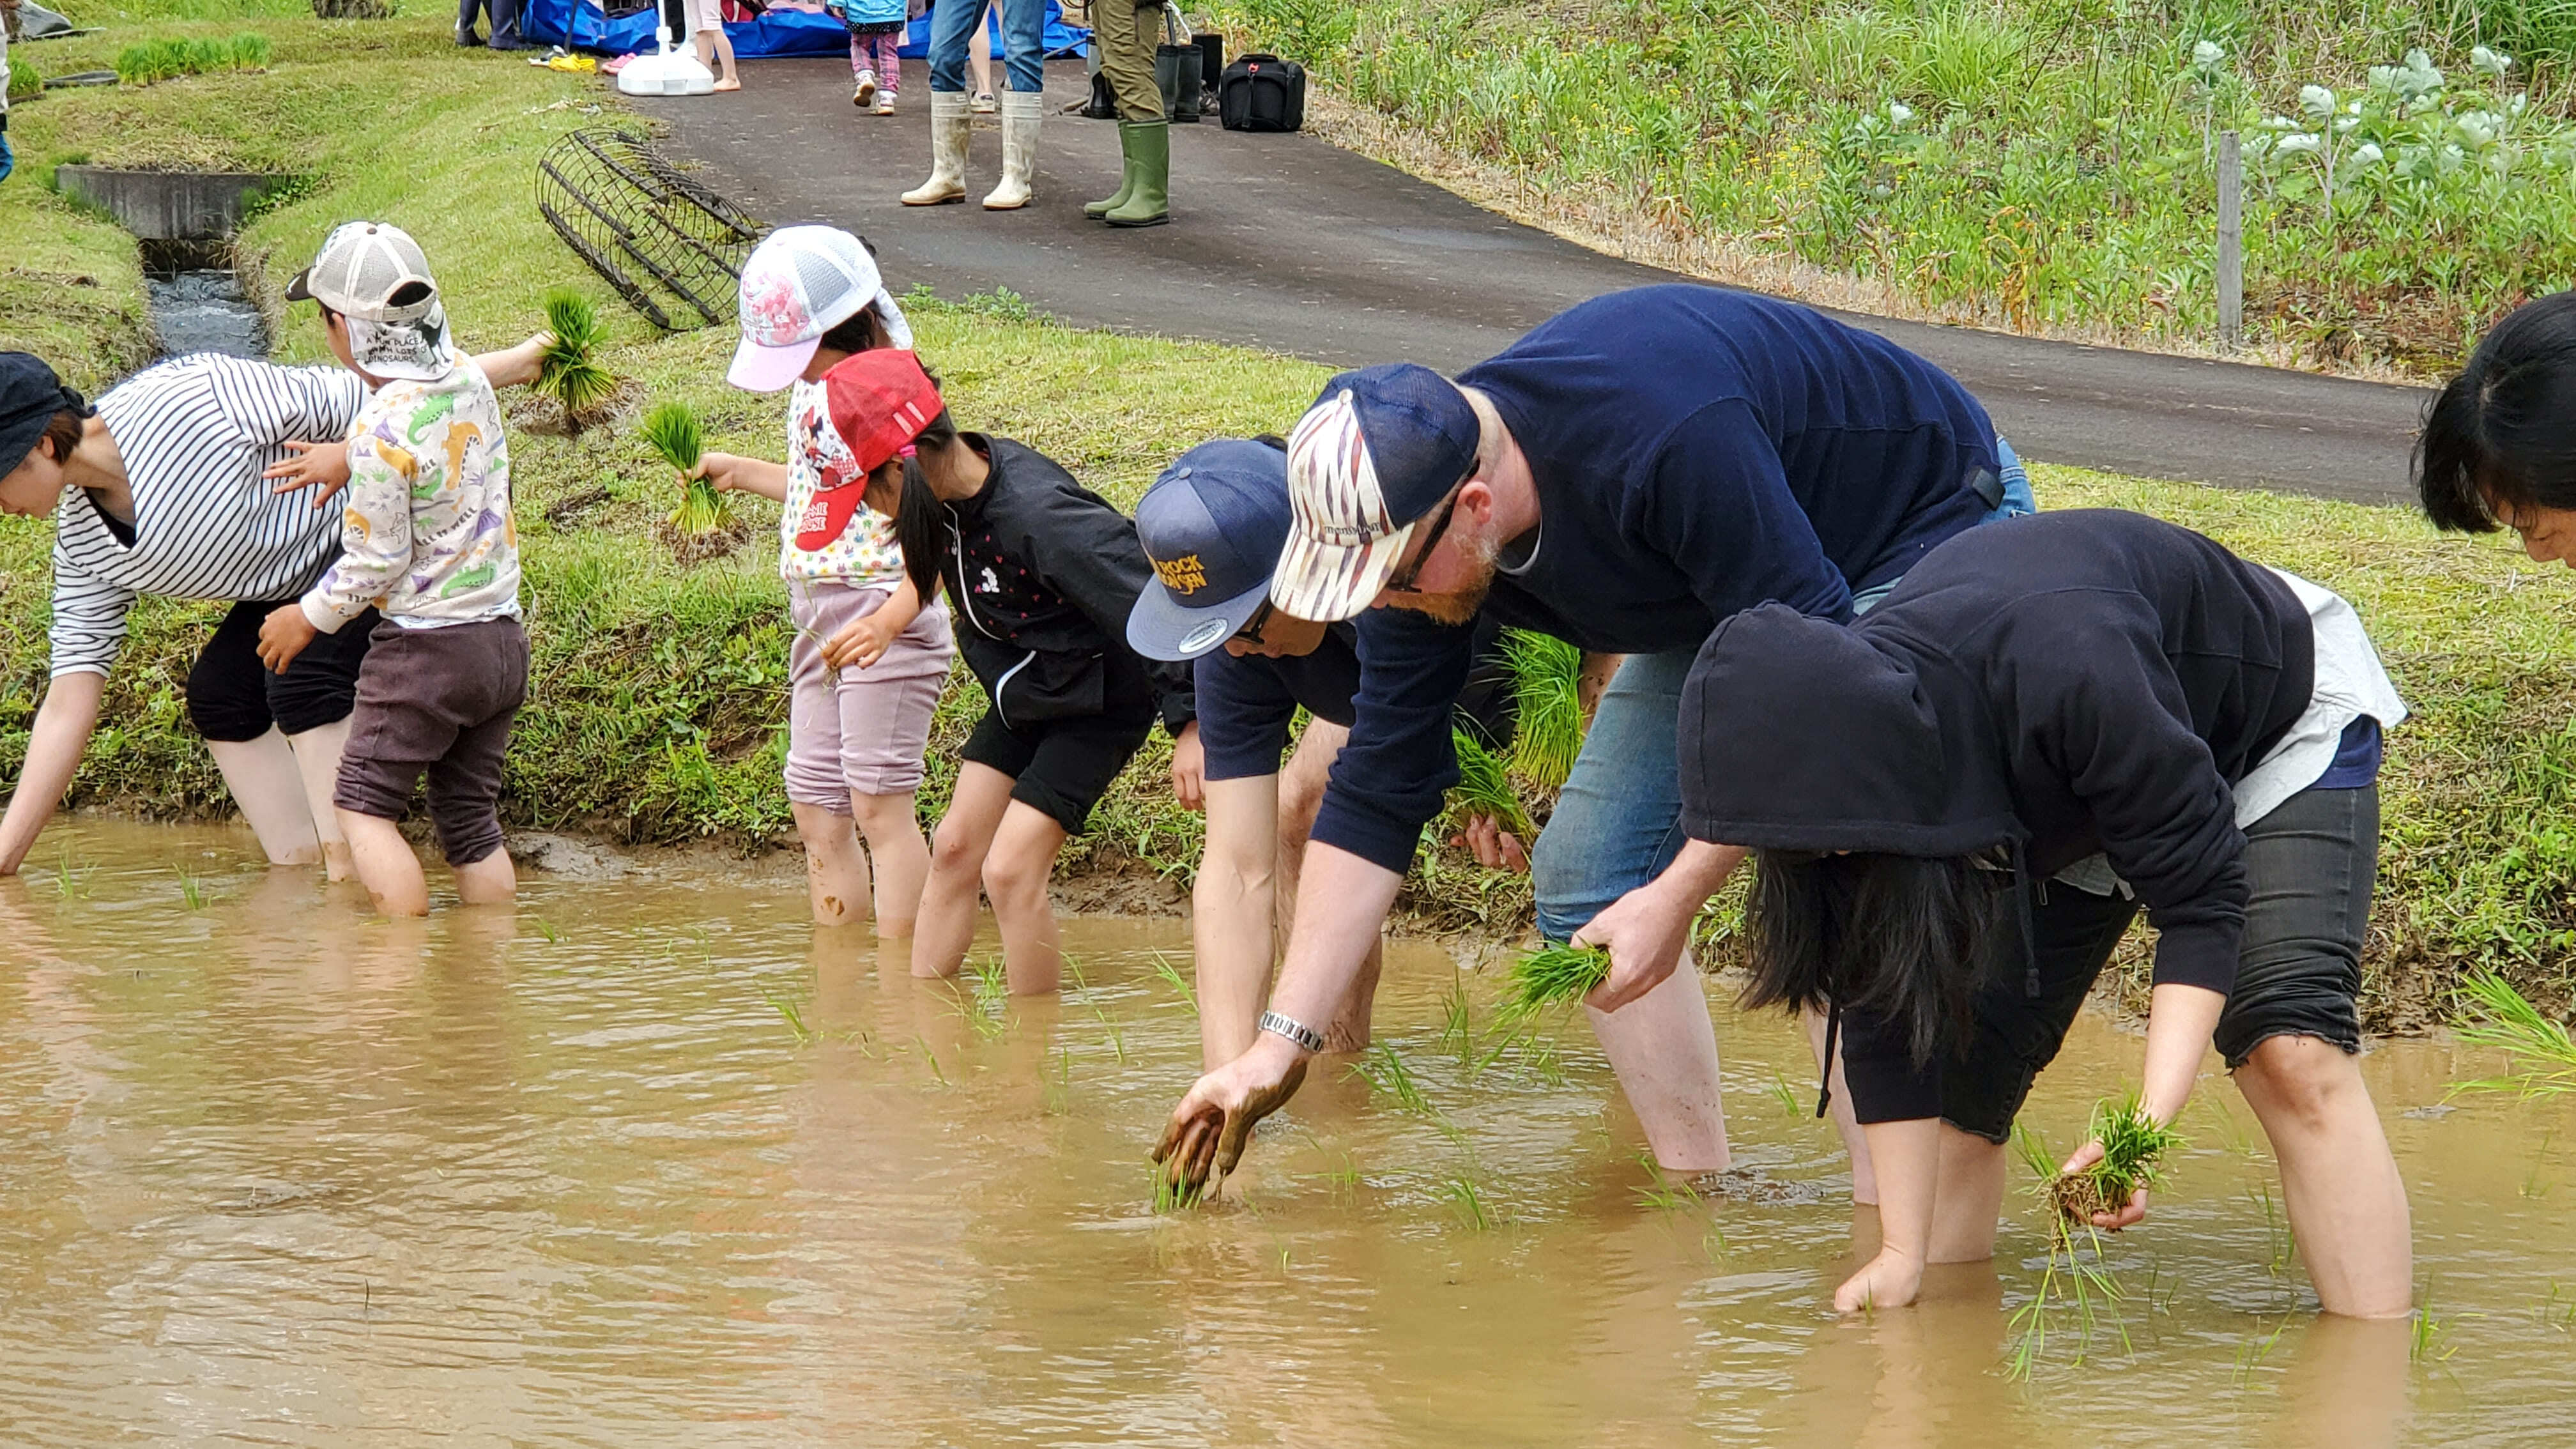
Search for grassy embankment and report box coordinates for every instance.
[3,3,2574,1016]
[1217,0,2576,376]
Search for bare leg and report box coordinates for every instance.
[453,846,516,905]
[1586,958,1730,1173]
[969,3,994,96]
[795,801,873,929]
[206,729,323,866]
[338,808,429,917]
[978,800,1068,995]
[912,763,1014,980]
[1276,721,1381,1050]
[2269,1314,2412,1449]
[284,719,355,880]
[697,28,740,89]
[2234,1034,2413,1317]
[850,789,931,939]
[1926,1126,2008,1262]
[1805,1005,1879,1205]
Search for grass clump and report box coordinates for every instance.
[2451,968,2576,1096]
[112,31,270,84]
[1501,627,1583,790]
[1499,942,1611,1021]
[537,289,615,432]
[7,50,42,103]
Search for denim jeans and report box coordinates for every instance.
[928,0,1043,93]
[0,131,14,187]
[1529,438,2038,940]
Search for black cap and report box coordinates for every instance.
[0,353,92,482]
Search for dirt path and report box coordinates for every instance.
[640,58,2432,506]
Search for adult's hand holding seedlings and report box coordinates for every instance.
[1154,1034,1309,1193]
[1575,839,1747,1013]
[1449,813,1527,872]
[264,440,353,506]
[2061,981,2224,1231]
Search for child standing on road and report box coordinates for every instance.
[691,226,955,938]
[253,222,527,917]
[828,0,906,112]
[837,349,1197,995]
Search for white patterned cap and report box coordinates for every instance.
[1271,364,1481,622]
[728,226,915,393]
[285,221,457,382]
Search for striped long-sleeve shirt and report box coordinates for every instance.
[49,355,369,678]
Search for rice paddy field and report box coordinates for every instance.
[1,818,2571,1446]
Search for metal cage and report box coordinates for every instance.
[534,127,765,332]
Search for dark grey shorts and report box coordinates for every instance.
[332,617,530,866]
[1846,781,2379,1138]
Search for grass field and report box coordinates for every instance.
[3,3,2574,1016]
[1216,0,2576,377]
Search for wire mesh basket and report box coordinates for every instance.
[534,127,765,332]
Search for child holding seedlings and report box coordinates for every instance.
[687,226,954,938]
[1588,510,2412,1318]
[836,349,1196,993]
[252,223,529,917]
[1126,436,1524,1066]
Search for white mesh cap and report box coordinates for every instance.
[286,220,457,383]
[728,225,915,393]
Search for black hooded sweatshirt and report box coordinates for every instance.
[1678,510,2315,1021]
[936,435,1195,737]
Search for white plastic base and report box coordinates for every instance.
[616,26,717,96]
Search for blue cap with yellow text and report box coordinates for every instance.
[1126,437,1294,661]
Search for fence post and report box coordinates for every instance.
[2216,130,2243,353]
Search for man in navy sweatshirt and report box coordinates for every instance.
[1155,284,2032,1190]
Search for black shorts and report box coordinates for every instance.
[187,600,381,742]
[958,703,1155,837]
[1845,782,2379,1140]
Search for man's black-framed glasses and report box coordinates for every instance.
[1384,486,1464,595]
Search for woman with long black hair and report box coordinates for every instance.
[822,348,1195,993]
[1583,509,2413,1319]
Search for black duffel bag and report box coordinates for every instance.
[1218,52,1305,133]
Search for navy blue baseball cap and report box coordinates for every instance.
[1127,437,1296,661]
[0,353,90,484]
[1272,362,1482,622]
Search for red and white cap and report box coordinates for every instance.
[727,226,916,393]
[795,348,944,551]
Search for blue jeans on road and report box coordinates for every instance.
[928,0,1043,93]
[0,131,14,187]
[1530,437,2040,941]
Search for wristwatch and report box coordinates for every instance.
[1257,1009,1327,1054]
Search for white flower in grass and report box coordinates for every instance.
[2473,45,2514,77]
[2299,84,2336,116]
[1887,100,1914,125]
[2192,39,2225,70]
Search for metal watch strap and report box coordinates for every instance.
[1257,1009,1327,1054]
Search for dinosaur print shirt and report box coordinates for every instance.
[299,357,523,634]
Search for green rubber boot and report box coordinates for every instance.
[1105,119,1170,227]
[1084,121,1138,220]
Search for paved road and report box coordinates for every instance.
[640,59,2434,505]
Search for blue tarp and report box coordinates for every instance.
[520,0,1087,61]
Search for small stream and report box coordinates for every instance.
[141,266,268,360]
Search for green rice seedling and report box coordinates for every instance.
[174,866,206,910]
[1501,628,1584,789]
[2005,1119,2136,1379]
[1436,974,1478,1066]
[1153,1165,1206,1213]
[1441,1174,1496,1230]
[1768,1070,1804,1117]
[528,916,560,944]
[2452,969,2576,1097]
[765,991,815,1046]
[181,37,228,73]
[1445,726,1534,840]
[1067,956,1130,1063]
[2046,1095,2183,1227]
[1499,942,1611,1023]
[1147,951,1197,1009]
[537,290,615,432]
[1634,1151,1705,1213]
[1347,1039,1434,1115]
[2231,1317,2288,1387]
[641,402,730,535]
[961,956,1008,1039]
[229,33,272,69]
[2410,1304,2455,1363]
[914,1035,949,1085]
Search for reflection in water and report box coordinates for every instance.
[0,822,2561,1445]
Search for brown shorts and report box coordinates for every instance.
[332,616,530,866]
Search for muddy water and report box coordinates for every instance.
[2,821,2569,1446]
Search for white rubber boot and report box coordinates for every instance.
[902,91,972,206]
[983,91,1042,211]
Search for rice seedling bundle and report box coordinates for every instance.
[1501,628,1585,789]
[538,289,615,429]
[230,33,272,68]
[1500,942,1611,1020]
[2044,1094,2182,1226]
[641,402,732,533]
[1447,726,1534,839]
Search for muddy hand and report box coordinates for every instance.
[1153,1052,1310,1193]
[2060,1138,2150,1230]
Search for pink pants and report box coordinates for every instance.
[850,32,901,88]
[786,579,954,806]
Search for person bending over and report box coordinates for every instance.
[1606,509,2411,1317]
[1125,436,1524,1067]
[841,349,1196,993]
[1155,284,2031,1189]
[2417,288,2576,566]
[254,224,530,917]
